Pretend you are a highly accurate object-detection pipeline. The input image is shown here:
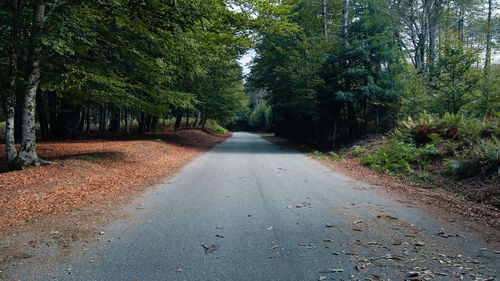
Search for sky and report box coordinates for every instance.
[238,49,256,78]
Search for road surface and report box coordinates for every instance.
[6,132,499,280]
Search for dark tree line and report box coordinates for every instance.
[246,0,499,148]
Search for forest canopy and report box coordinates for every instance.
[0,0,299,170]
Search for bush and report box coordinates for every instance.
[311,151,344,162]
[351,145,368,157]
[360,139,417,177]
[445,138,500,178]
[205,120,228,135]
[328,152,344,161]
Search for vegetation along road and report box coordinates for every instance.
[6,133,498,280]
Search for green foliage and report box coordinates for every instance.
[351,145,368,157]
[360,139,417,177]
[431,31,481,114]
[445,138,500,178]
[249,104,271,132]
[205,120,228,135]
[311,150,343,162]
[328,152,344,162]
[365,112,499,180]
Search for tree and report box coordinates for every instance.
[431,31,480,114]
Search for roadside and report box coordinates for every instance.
[260,133,500,247]
[0,129,230,269]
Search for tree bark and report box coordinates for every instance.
[109,107,120,133]
[341,0,349,41]
[86,106,91,135]
[48,92,58,138]
[99,106,106,132]
[174,112,182,130]
[4,47,18,168]
[185,112,190,128]
[15,1,46,169]
[145,114,152,132]
[193,112,200,127]
[201,115,208,129]
[427,0,441,80]
[322,0,328,38]
[138,112,145,133]
[124,109,129,133]
[14,88,24,142]
[151,116,159,132]
[78,107,85,134]
[36,88,49,140]
[484,0,492,72]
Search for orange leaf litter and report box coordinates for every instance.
[0,130,229,228]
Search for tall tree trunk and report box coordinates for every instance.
[124,109,129,133]
[99,106,106,132]
[138,112,145,133]
[86,106,91,135]
[4,47,18,168]
[36,89,49,140]
[15,1,46,168]
[347,103,357,140]
[201,114,208,130]
[185,112,190,128]
[363,99,369,135]
[109,107,120,133]
[484,0,492,72]
[151,116,159,132]
[341,0,349,42]
[14,88,24,142]
[322,0,328,38]
[145,114,152,132]
[330,120,338,150]
[48,92,57,138]
[78,107,85,134]
[458,2,464,42]
[174,112,182,130]
[193,112,200,127]
[427,0,440,80]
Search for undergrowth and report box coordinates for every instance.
[205,120,228,135]
[359,113,499,181]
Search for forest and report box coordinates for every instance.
[1,0,299,170]
[1,0,499,173]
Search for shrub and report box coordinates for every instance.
[351,145,368,157]
[360,139,416,177]
[206,120,228,134]
[328,152,344,161]
[445,138,500,178]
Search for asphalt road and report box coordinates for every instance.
[7,132,499,280]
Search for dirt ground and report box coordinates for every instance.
[262,134,500,248]
[0,129,230,266]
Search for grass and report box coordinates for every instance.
[205,120,228,135]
